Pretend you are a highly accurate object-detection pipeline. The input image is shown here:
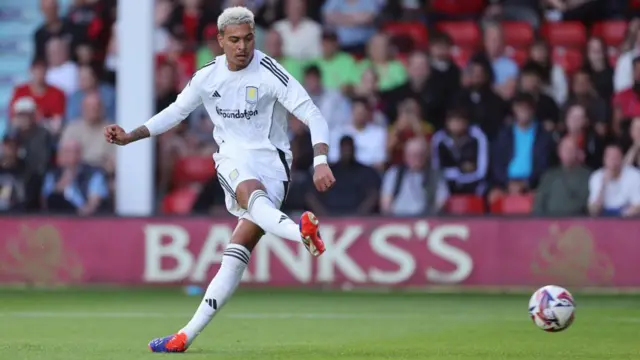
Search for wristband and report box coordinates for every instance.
[313,155,328,167]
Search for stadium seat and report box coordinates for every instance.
[491,194,534,214]
[502,21,534,49]
[383,22,429,50]
[162,187,198,215]
[436,21,481,49]
[450,46,473,68]
[542,22,587,48]
[431,0,486,15]
[506,47,528,66]
[445,195,485,214]
[552,47,583,74]
[172,155,216,187]
[632,0,640,9]
[592,20,628,48]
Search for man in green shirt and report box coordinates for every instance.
[533,137,592,216]
[313,31,359,91]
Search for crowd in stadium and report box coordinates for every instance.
[2,0,640,217]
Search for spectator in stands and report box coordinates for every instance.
[305,136,380,215]
[479,22,519,100]
[387,98,434,166]
[64,0,101,53]
[303,65,352,141]
[45,37,79,96]
[355,32,408,92]
[380,0,424,21]
[273,0,322,60]
[527,39,567,105]
[9,59,65,131]
[263,29,305,82]
[384,52,443,127]
[518,62,560,131]
[381,137,449,216]
[104,23,118,79]
[67,65,116,122]
[196,25,223,69]
[74,41,96,67]
[289,115,313,173]
[9,98,54,202]
[164,0,214,48]
[583,37,614,101]
[561,104,605,169]
[322,0,381,55]
[490,93,554,197]
[623,117,640,168]
[454,57,510,139]
[613,57,640,137]
[314,30,358,91]
[0,135,27,212]
[158,34,196,90]
[154,0,172,55]
[614,26,640,93]
[483,0,541,28]
[544,0,605,27]
[60,92,113,169]
[563,70,609,142]
[328,98,387,171]
[533,136,591,216]
[34,0,74,61]
[41,139,109,215]
[431,110,489,195]
[155,62,179,113]
[428,32,461,112]
[588,143,640,217]
[348,68,388,125]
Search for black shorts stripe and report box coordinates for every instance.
[260,59,288,87]
[276,149,291,208]
[282,180,290,206]
[224,248,250,264]
[217,174,236,200]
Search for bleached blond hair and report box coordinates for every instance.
[217,6,255,34]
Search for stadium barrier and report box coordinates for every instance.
[0,217,635,288]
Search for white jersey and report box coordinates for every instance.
[144,49,329,181]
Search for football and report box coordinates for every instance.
[528,285,576,332]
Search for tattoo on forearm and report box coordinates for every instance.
[129,125,151,142]
[313,143,329,157]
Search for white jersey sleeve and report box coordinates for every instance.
[264,57,330,147]
[143,67,205,136]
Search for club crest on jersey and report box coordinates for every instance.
[245,86,258,104]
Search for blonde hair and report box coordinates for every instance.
[217,6,255,34]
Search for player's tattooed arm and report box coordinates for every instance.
[126,125,151,143]
[313,143,329,157]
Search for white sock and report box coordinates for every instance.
[180,244,250,345]
[246,190,301,243]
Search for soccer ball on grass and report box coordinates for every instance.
[528,285,576,332]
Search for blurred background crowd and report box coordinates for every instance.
[2,0,640,218]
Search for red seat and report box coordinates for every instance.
[506,47,528,66]
[542,22,587,48]
[172,156,216,187]
[450,46,473,68]
[383,22,429,50]
[162,187,198,215]
[446,195,485,214]
[436,21,481,49]
[491,194,534,214]
[592,20,628,48]
[552,47,583,74]
[502,21,534,49]
[632,0,640,9]
[431,0,486,15]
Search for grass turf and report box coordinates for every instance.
[0,288,639,359]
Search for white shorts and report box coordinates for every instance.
[213,151,291,221]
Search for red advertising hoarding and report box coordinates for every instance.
[0,217,636,288]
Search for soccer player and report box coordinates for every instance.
[103,6,335,353]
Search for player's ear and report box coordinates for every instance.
[217,33,224,48]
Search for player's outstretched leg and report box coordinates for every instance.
[243,187,325,256]
[148,240,253,352]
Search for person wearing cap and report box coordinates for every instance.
[312,30,358,91]
[490,92,554,198]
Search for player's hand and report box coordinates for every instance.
[313,164,335,192]
[104,124,130,146]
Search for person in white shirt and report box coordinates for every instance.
[272,0,322,59]
[588,143,640,217]
[103,7,335,352]
[329,97,387,171]
[45,37,79,96]
[614,30,640,93]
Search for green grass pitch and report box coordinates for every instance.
[0,288,639,359]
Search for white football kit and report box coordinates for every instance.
[143,50,329,219]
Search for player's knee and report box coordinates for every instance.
[235,179,266,209]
